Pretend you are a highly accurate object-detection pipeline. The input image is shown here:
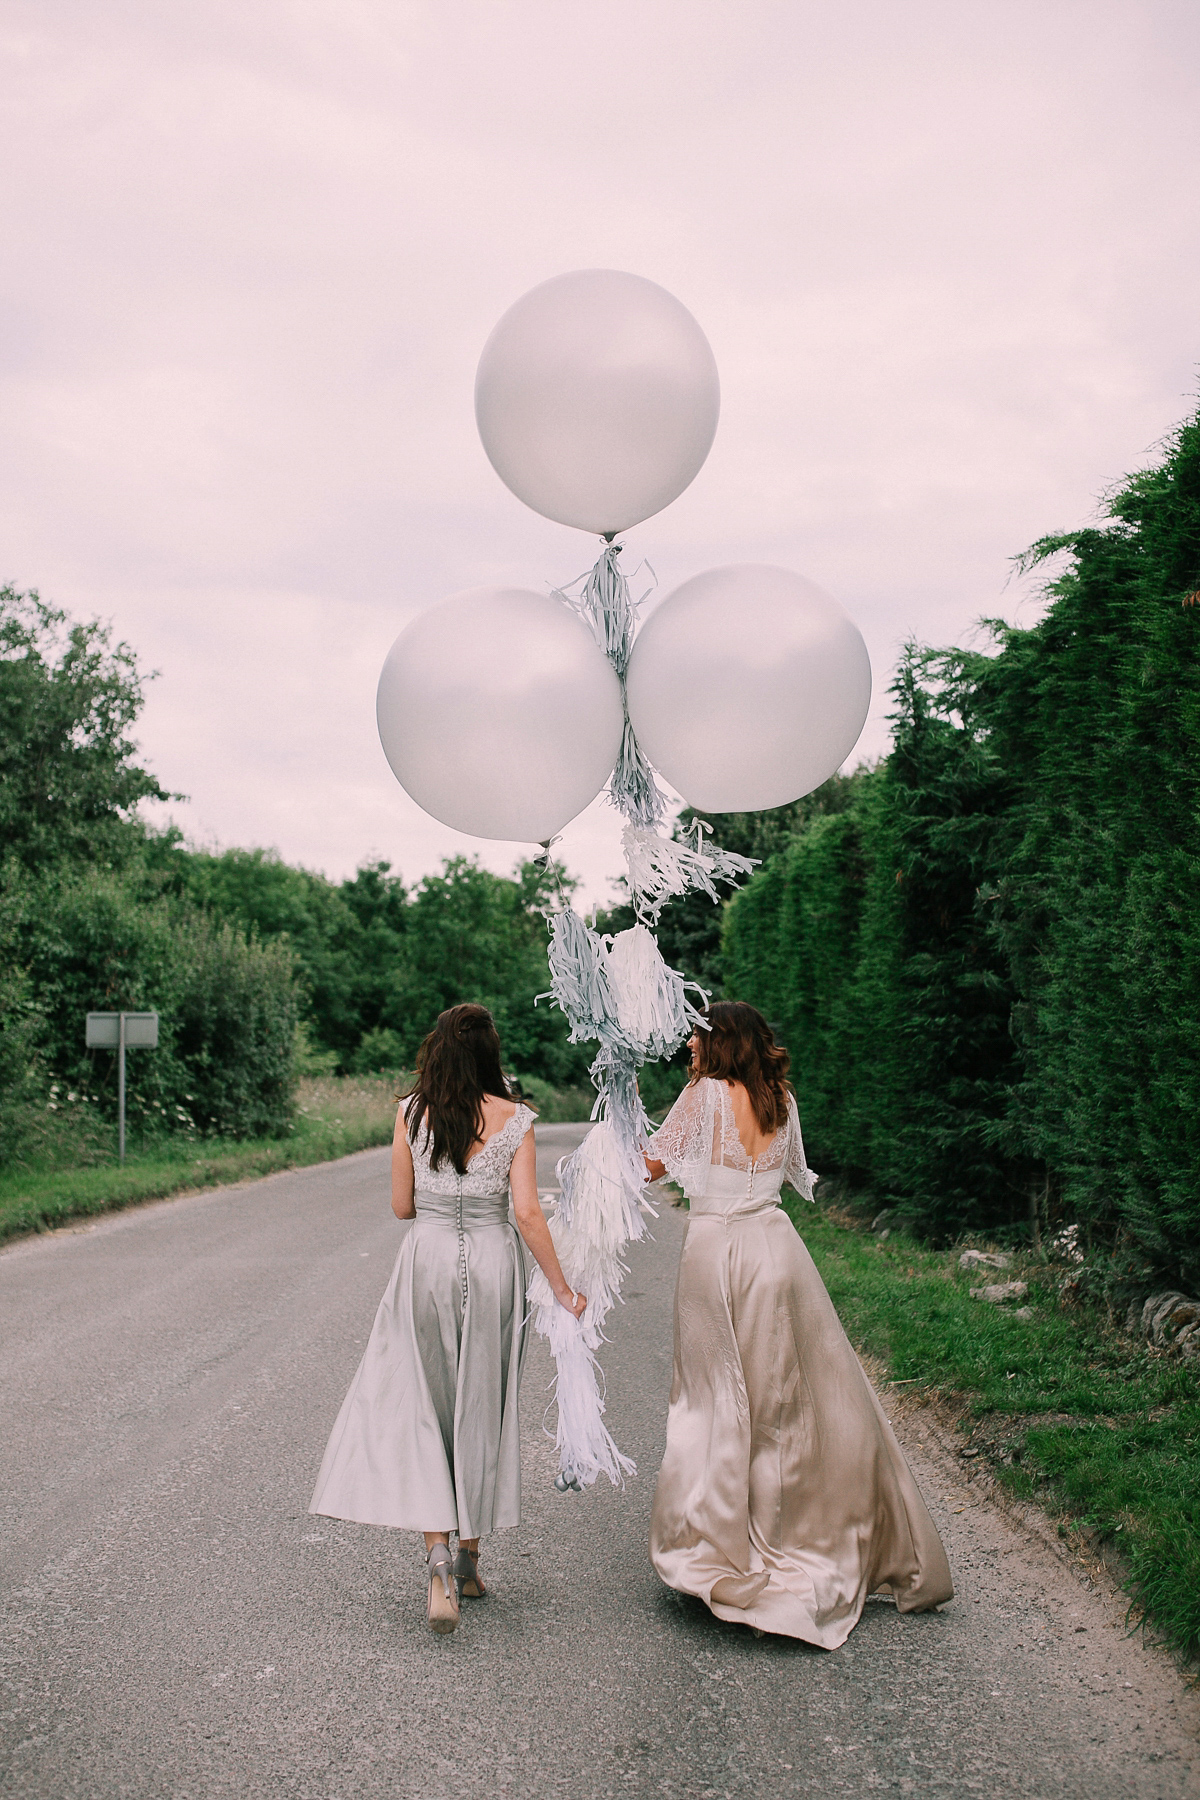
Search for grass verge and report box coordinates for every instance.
[0,1075,399,1243]
[0,1071,618,1244]
[785,1192,1200,1674]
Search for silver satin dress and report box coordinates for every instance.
[309,1105,534,1537]
[648,1079,953,1648]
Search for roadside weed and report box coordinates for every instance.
[788,1198,1200,1670]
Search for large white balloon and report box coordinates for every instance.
[475,270,720,536]
[625,566,872,812]
[377,588,624,841]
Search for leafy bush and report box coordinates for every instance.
[167,915,299,1138]
[152,841,594,1089]
[0,883,48,1166]
[510,1073,597,1123]
[378,857,593,1086]
[151,842,387,1067]
[723,406,1200,1280]
[6,867,299,1150]
[349,1027,408,1076]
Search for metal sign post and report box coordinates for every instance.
[85,1012,159,1164]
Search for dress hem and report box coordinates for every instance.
[308,1500,521,1535]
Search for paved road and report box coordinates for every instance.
[2,1130,1197,1799]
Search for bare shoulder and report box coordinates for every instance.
[479,1093,523,1134]
[456,1094,535,1167]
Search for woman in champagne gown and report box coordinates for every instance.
[645,1002,952,1649]
[310,1004,587,1633]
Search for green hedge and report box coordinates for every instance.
[724,406,1200,1282]
[4,866,300,1152]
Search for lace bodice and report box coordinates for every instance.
[648,1077,817,1204]
[409,1103,535,1196]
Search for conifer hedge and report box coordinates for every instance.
[723,408,1200,1283]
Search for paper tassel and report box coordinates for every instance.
[532,925,696,1488]
[604,923,707,1061]
[622,820,759,925]
[524,1293,634,1491]
[611,712,666,830]
[526,1121,645,1488]
[555,544,669,829]
[532,542,756,1492]
[540,914,706,1068]
[572,1042,656,1239]
[542,908,610,1046]
[555,542,639,676]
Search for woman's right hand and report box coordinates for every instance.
[510,1132,588,1325]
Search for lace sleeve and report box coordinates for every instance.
[512,1102,536,1144]
[782,1093,818,1204]
[647,1079,718,1199]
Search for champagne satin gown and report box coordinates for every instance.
[309,1105,534,1537]
[648,1079,953,1648]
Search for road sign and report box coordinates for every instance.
[86,1012,159,1049]
[84,1011,160,1162]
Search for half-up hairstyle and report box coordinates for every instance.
[690,1000,792,1135]
[403,1004,514,1174]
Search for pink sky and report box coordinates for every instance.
[3,1,1198,904]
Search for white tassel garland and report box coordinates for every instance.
[604,923,708,1060]
[526,1122,643,1488]
[530,541,759,1492]
[622,820,759,925]
[554,544,668,828]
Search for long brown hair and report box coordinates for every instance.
[690,1000,792,1135]
[403,1004,514,1174]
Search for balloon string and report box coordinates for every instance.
[535,835,571,908]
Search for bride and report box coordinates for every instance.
[309,1004,586,1633]
[644,1001,952,1648]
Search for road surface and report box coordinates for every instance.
[2,1128,1196,1797]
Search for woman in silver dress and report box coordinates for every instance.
[644,1002,952,1648]
[310,1004,587,1633]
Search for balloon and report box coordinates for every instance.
[377,588,624,841]
[624,565,872,812]
[475,270,720,536]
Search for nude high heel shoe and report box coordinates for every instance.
[426,1543,459,1633]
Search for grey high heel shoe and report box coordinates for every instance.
[451,1544,487,1600]
[426,1543,459,1633]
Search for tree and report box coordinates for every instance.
[0,884,44,1164]
[11,865,300,1140]
[719,404,1200,1275]
[151,839,590,1086]
[384,857,592,1086]
[979,411,1200,1277]
[597,773,868,997]
[0,587,170,872]
[153,842,370,1063]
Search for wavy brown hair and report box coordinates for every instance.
[690,1000,792,1135]
[403,1004,515,1174]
